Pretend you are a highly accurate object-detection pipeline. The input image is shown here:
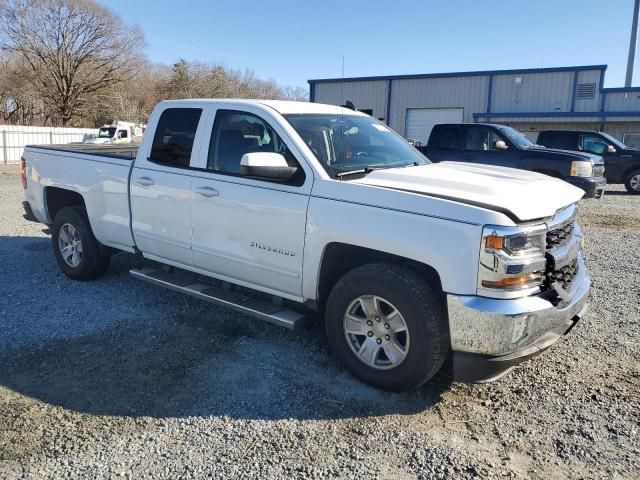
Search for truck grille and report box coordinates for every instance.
[542,204,580,305]
[546,222,574,249]
[593,165,605,177]
[548,259,579,290]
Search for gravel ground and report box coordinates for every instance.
[0,164,638,479]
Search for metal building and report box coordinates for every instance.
[308,65,640,147]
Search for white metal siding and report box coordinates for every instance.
[405,108,464,143]
[574,69,603,112]
[604,91,640,112]
[389,76,488,135]
[491,71,574,113]
[313,80,388,120]
[0,125,97,164]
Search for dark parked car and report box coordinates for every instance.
[420,123,606,199]
[537,130,640,194]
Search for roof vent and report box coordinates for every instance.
[576,83,596,100]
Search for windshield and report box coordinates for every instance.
[499,126,535,149]
[599,132,627,149]
[284,114,428,176]
[98,127,116,138]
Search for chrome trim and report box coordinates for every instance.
[546,203,577,231]
[547,223,582,270]
[449,255,589,356]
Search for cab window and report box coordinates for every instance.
[150,108,202,168]
[464,127,504,151]
[580,135,609,155]
[207,109,304,184]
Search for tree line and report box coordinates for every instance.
[0,0,308,127]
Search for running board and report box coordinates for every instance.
[129,268,306,330]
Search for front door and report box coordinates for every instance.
[189,108,310,299]
[462,126,516,168]
[581,133,624,182]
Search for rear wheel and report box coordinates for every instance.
[325,263,449,392]
[624,169,640,194]
[52,206,110,280]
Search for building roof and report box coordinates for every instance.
[308,65,608,84]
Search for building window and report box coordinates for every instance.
[576,83,596,100]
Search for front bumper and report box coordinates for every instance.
[447,258,590,383]
[566,175,606,199]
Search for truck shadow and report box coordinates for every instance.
[0,235,450,421]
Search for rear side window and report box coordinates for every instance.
[541,133,575,150]
[435,126,462,150]
[150,108,202,168]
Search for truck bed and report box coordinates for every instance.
[29,143,139,160]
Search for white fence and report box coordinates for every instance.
[0,125,98,164]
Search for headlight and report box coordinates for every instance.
[478,224,547,299]
[570,161,593,177]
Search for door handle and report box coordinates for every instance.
[134,176,154,187]
[194,186,219,198]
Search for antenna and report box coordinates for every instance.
[341,55,345,105]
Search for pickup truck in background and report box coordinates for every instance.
[83,121,145,145]
[419,123,606,199]
[21,100,590,392]
[537,130,640,194]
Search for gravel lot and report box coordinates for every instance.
[0,164,638,479]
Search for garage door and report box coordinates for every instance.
[405,108,464,144]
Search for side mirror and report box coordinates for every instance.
[495,140,509,151]
[607,145,616,153]
[240,152,298,181]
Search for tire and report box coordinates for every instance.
[624,169,640,194]
[51,206,110,280]
[324,263,449,392]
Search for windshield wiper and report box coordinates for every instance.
[335,167,380,179]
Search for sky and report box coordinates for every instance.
[107,0,637,90]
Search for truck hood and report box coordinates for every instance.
[354,162,584,222]
[527,146,604,165]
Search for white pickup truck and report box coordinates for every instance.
[21,99,590,391]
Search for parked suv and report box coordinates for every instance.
[422,123,606,198]
[537,130,640,194]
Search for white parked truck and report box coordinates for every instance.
[84,121,145,145]
[21,99,589,391]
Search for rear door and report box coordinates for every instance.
[426,125,463,162]
[130,107,207,266]
[461,126,518,168]
[188,106,312,299]
[405,108,463,145]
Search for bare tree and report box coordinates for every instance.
[0,0,144,125]
[283,85,309,102]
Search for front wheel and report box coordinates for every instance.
[624,169,640,194]
[52,206,110,280]
[325,263,449,392]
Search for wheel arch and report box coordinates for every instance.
[44,187,86,224]
[621,164,640,182]
[314,242,443,313]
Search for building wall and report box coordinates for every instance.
[574,69,603,113]
[388,76,489,134]
[313,80,388,120]
[491,71,574,113]
[310,66,640,141]
[604,91,640,112]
